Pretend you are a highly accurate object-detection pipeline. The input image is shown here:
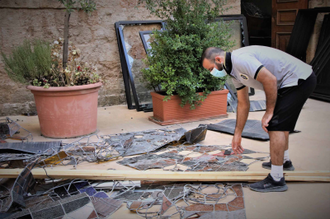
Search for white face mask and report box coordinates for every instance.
[210,67,227,78]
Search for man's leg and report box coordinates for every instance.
[269,131,289,181]
[251,72,316,192]
[262,130,294,170]
[249,131,289,192]
[269,131,288,165]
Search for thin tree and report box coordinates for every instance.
[58,0,96,68]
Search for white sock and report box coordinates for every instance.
[284,150,290,163]
[270,164,283,182]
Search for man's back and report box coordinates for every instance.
[230,46,312,90]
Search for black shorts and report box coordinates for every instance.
[267,72,317,132]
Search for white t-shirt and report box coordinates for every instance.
[229,46,313,91]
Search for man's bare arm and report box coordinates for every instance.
[256,67,278,132]
[232,86,250,154]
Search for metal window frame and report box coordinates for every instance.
[286,7,330,102]
[115,20,165,111]
[214,14,250,47]
[139,30,155,55]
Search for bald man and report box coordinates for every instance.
[201,46,316,192]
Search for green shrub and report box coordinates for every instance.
[1,39,53,84]
[139,0,234,109]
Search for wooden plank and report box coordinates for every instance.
[0,169,329,182]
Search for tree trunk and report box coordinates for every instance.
[63,10,71,69]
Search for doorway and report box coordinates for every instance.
[241,0,272,47]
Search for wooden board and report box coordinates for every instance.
[0,169,329,182]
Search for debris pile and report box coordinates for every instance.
[0,121,258,218]
[1,171,247,218]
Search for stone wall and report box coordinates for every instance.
[0,0,240,116]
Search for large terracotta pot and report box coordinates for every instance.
[27,82,102,138]
[149,89,229,125]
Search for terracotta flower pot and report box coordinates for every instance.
[149,89,229,125]
[27,82,102,138]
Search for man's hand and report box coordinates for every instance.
[232,134,244,154]
[262,112,273,133]
[256,67,277,133]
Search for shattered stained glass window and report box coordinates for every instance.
[121,182,246,219]
[7,193,99,219]
[33,126,208,168]
[32,125,267,173]
[1,154,251,219]
[39,151,69,166]
[183,183,246,218]
[0,141,61,155]
[0,159,37,212]
[103,128,186,157]
[0,117,33,142]
[118,144,268,172]
[7,180,126,218]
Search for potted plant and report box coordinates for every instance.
[1,38,102,138]
[1,0,101,138]
[139,0,234,125]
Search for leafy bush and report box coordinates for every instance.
[139,0,234,108]
[1,38,101,88]
[1,39,53,84]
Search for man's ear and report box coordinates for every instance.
[214,55,224,63]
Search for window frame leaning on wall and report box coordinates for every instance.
[115,20,166,111]
[139,30,155,55]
